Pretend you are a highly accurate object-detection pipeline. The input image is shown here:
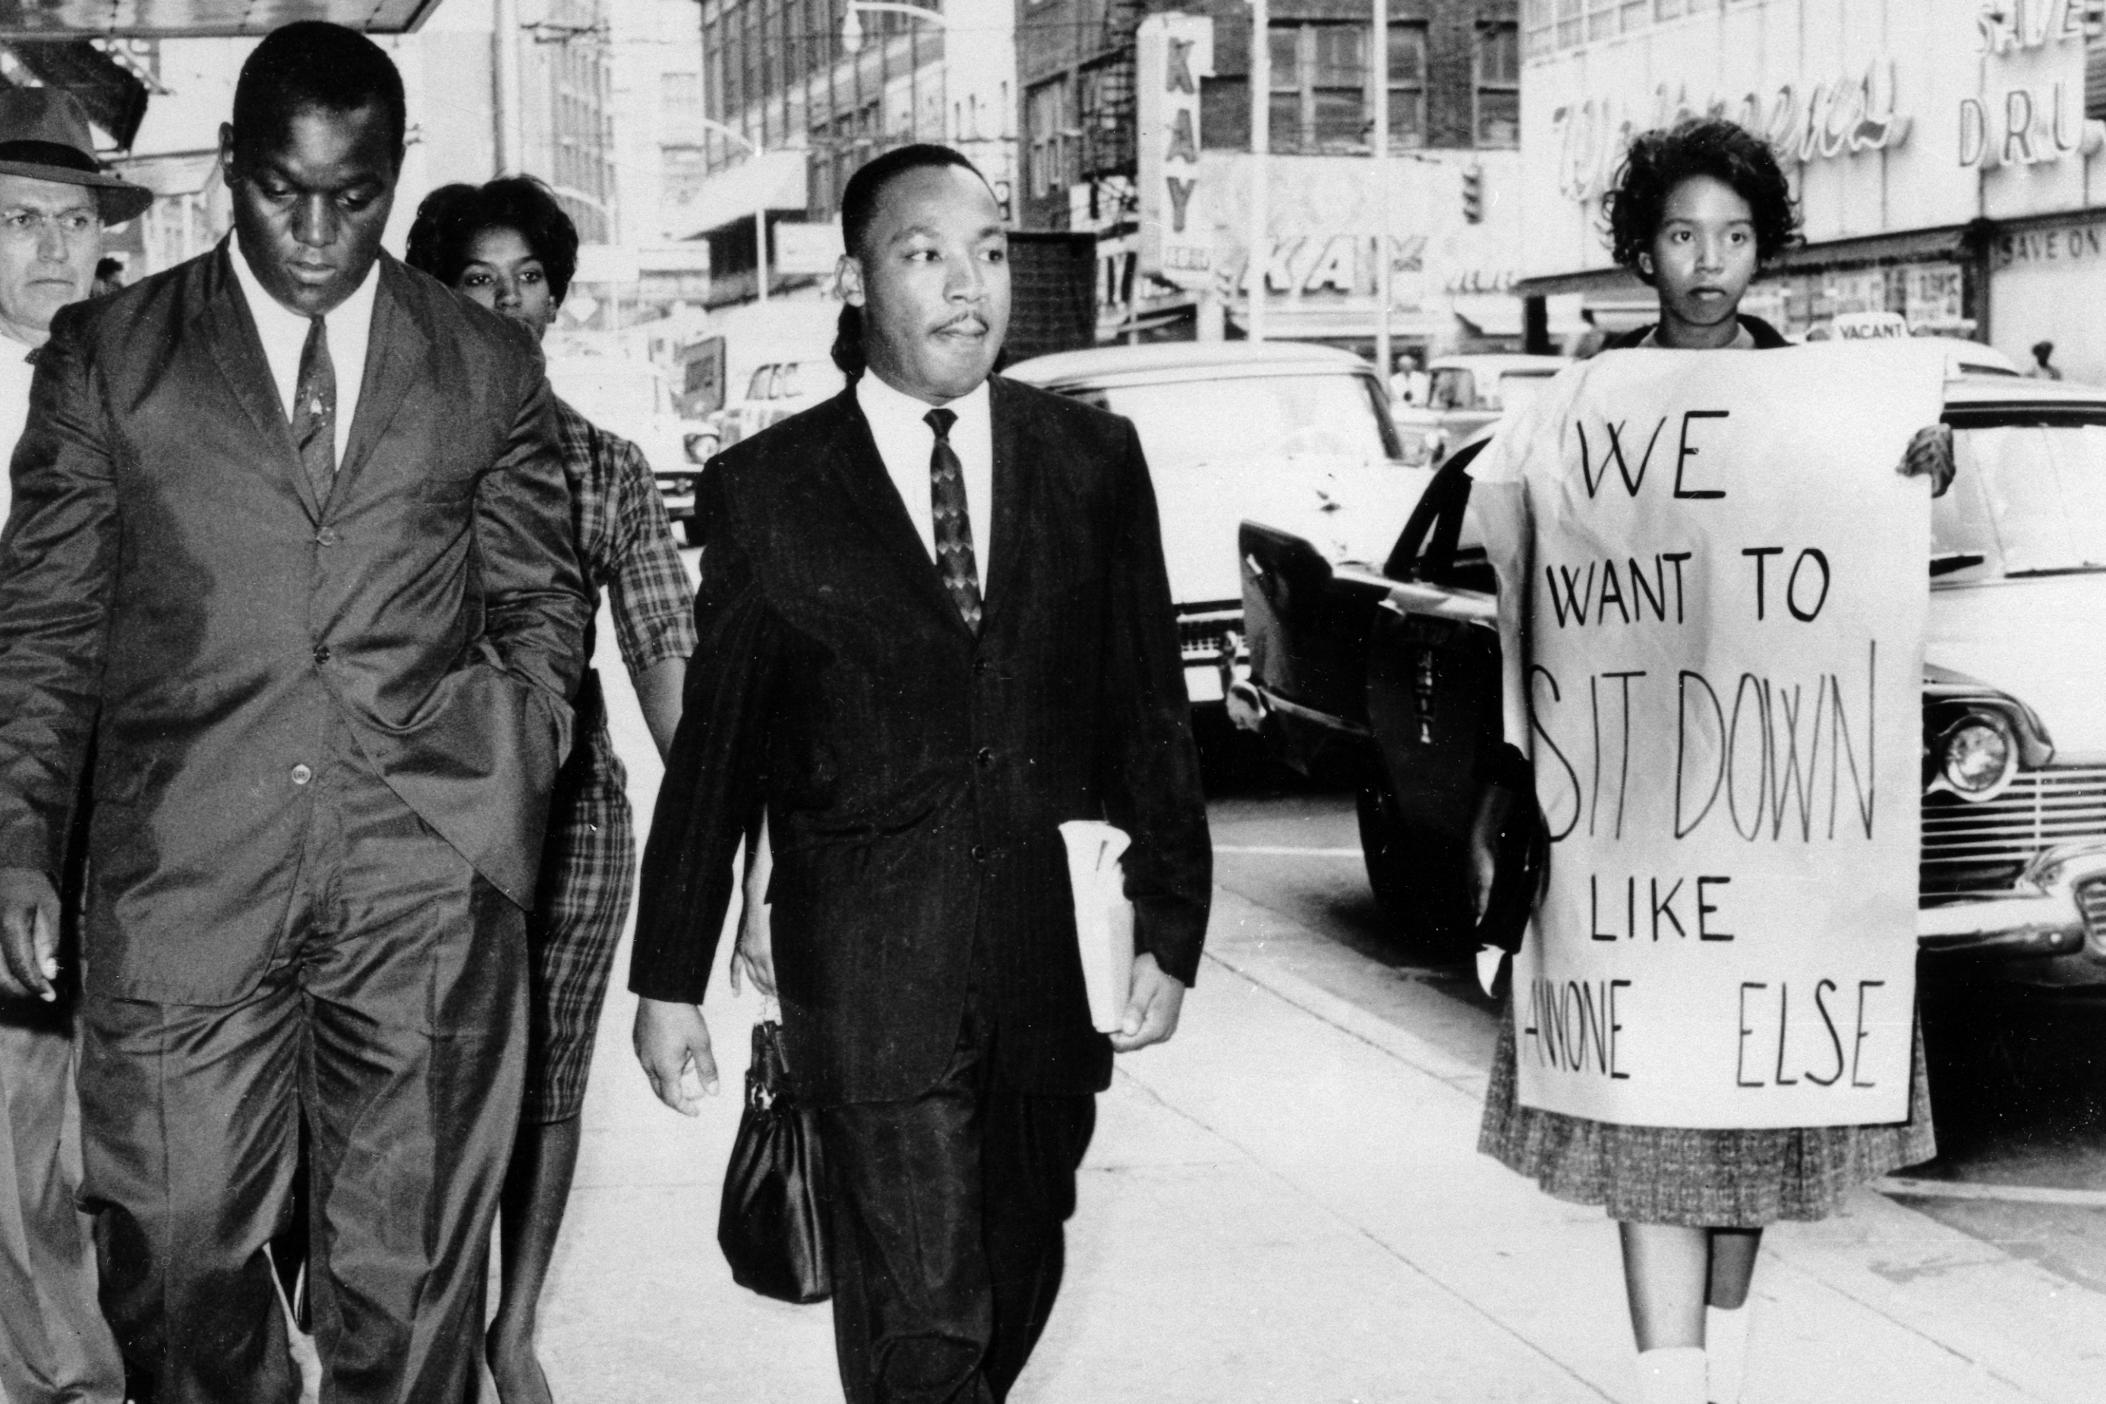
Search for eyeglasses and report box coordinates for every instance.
[0,208,100,239]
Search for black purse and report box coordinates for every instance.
[718,1018,832,1304]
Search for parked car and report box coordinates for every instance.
[1006,342,1430,707]
[547,350,712,544]
[1237,374,2106,984]
[1799,319,2022,378]
[719,356,847,450]
[1392,353,1565,469]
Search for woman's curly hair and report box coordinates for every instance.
[1604,118,1801,284]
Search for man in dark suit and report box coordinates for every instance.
[0,23,588,1403]
[631,144,1212,1402]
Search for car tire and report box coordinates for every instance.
[1355,778,1476,960]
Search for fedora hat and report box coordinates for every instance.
[0,88,153,225]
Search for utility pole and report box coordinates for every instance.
[1249,0,1268,342]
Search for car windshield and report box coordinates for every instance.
[1936,419,2106,576]
[1496,370,1557,416]
[1083,371,1402,466]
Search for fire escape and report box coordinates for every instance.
[1079,0,1140,191]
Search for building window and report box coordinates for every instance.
[1026,78,1074,198]
[1270,22,1364,154]
[1385,22,1426,148]
[1475,22,1519,147]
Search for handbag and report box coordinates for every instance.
[718,1016,832,1304]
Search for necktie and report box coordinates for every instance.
[925,407,982,631]
[292,316,336,504]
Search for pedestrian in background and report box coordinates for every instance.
[2027,338,2062,379]
[404,175,705,1404]
[0,23,588,1401]
[1473,117,1943,1404]
[0,85,148,1404]
[630,143,1212,1402]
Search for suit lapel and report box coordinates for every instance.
[827,387,979,641]
[339,257,424,489]
[196,246,322,521]
[980,377,1031,629]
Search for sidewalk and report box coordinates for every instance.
[535,880,2106,1403]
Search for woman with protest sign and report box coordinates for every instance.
[1474,118,1945,1404]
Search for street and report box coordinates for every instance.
[509,592,2106,1403]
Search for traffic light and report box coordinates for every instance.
[1462,165,1484,224]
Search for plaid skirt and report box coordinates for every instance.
[1478,1001,1936,1227]
[522,723,635,1124]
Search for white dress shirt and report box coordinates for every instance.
[857,369,995,582]
[0,338,35,524]
[227,230,379,469]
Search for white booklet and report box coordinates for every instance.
[1058,820,1135,1033]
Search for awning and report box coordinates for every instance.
[681,150,809,240]
[112,149,221,197]
[1226,302,1460,341]
[0,0,446,38]
[1452,294,1590,339]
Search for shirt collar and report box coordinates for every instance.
[228,228,381,337]
[858,367,992,443]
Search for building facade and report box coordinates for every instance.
[1022,0,1530,353]
[1518,0,2106,378]
[690,0,1017,305]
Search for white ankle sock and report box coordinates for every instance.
[1635,1346,1707,1404]
[1706,1304,1751,1404]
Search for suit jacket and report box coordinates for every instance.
[0,244,590,1005]
[632,377,1212,1106]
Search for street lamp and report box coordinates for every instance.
[697,117,770,305]
[840,1,948,56]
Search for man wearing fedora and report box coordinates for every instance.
[0,85,150,1404]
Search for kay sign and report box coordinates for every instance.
[1476,345,1944,1129]
[1136,13,1215,288]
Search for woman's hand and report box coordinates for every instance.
[1898,424,1955,497]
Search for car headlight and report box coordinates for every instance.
[683,431,717,464]
[1936,710,2020,801]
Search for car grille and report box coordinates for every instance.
[1177,603,1241,663]
[2077,878,2106,945]
[1921,765,2106,896]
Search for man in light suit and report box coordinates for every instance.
[632,144,1212,1402]
[0,23,588,1403]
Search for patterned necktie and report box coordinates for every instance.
[292,316,336,504]
[925,407,982,631]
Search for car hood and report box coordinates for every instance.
[1154,456,1435,605]
[1929,574,2106,762]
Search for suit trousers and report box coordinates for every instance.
[819,991,1096,1404]
[75,729,527,1404]
[0,998,124,1404]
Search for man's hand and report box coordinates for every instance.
[0,867,61,1003]
[1899,423,1956,497]
[633,997,720,1116]
[727,880,777,1001]
[1109,953,1186,1053]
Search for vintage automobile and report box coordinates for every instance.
[1006,342,1430,707]
[1393,353,1565,469]
[547,350,713,544]
[718,356,848,451]
[1236,374,2106,984]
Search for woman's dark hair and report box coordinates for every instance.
[403,176,580,305]
[231,21,407,164]
[1605,118,1801,284]
[831,143,987,381]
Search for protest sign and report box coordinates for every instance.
[1476,343,1945,1128]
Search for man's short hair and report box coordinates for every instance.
[832,143,990,380]
[231,21,407,163]
[405,177,581,305]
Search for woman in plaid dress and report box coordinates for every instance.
[1474,119,1942,1404]
[407,178,700,1404]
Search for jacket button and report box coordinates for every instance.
[291,764,313,786]
[969,844,987,862]
[975,747,994,768]
[972,658,989,675]
[315,527,339,546]
[313,644,331,665]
